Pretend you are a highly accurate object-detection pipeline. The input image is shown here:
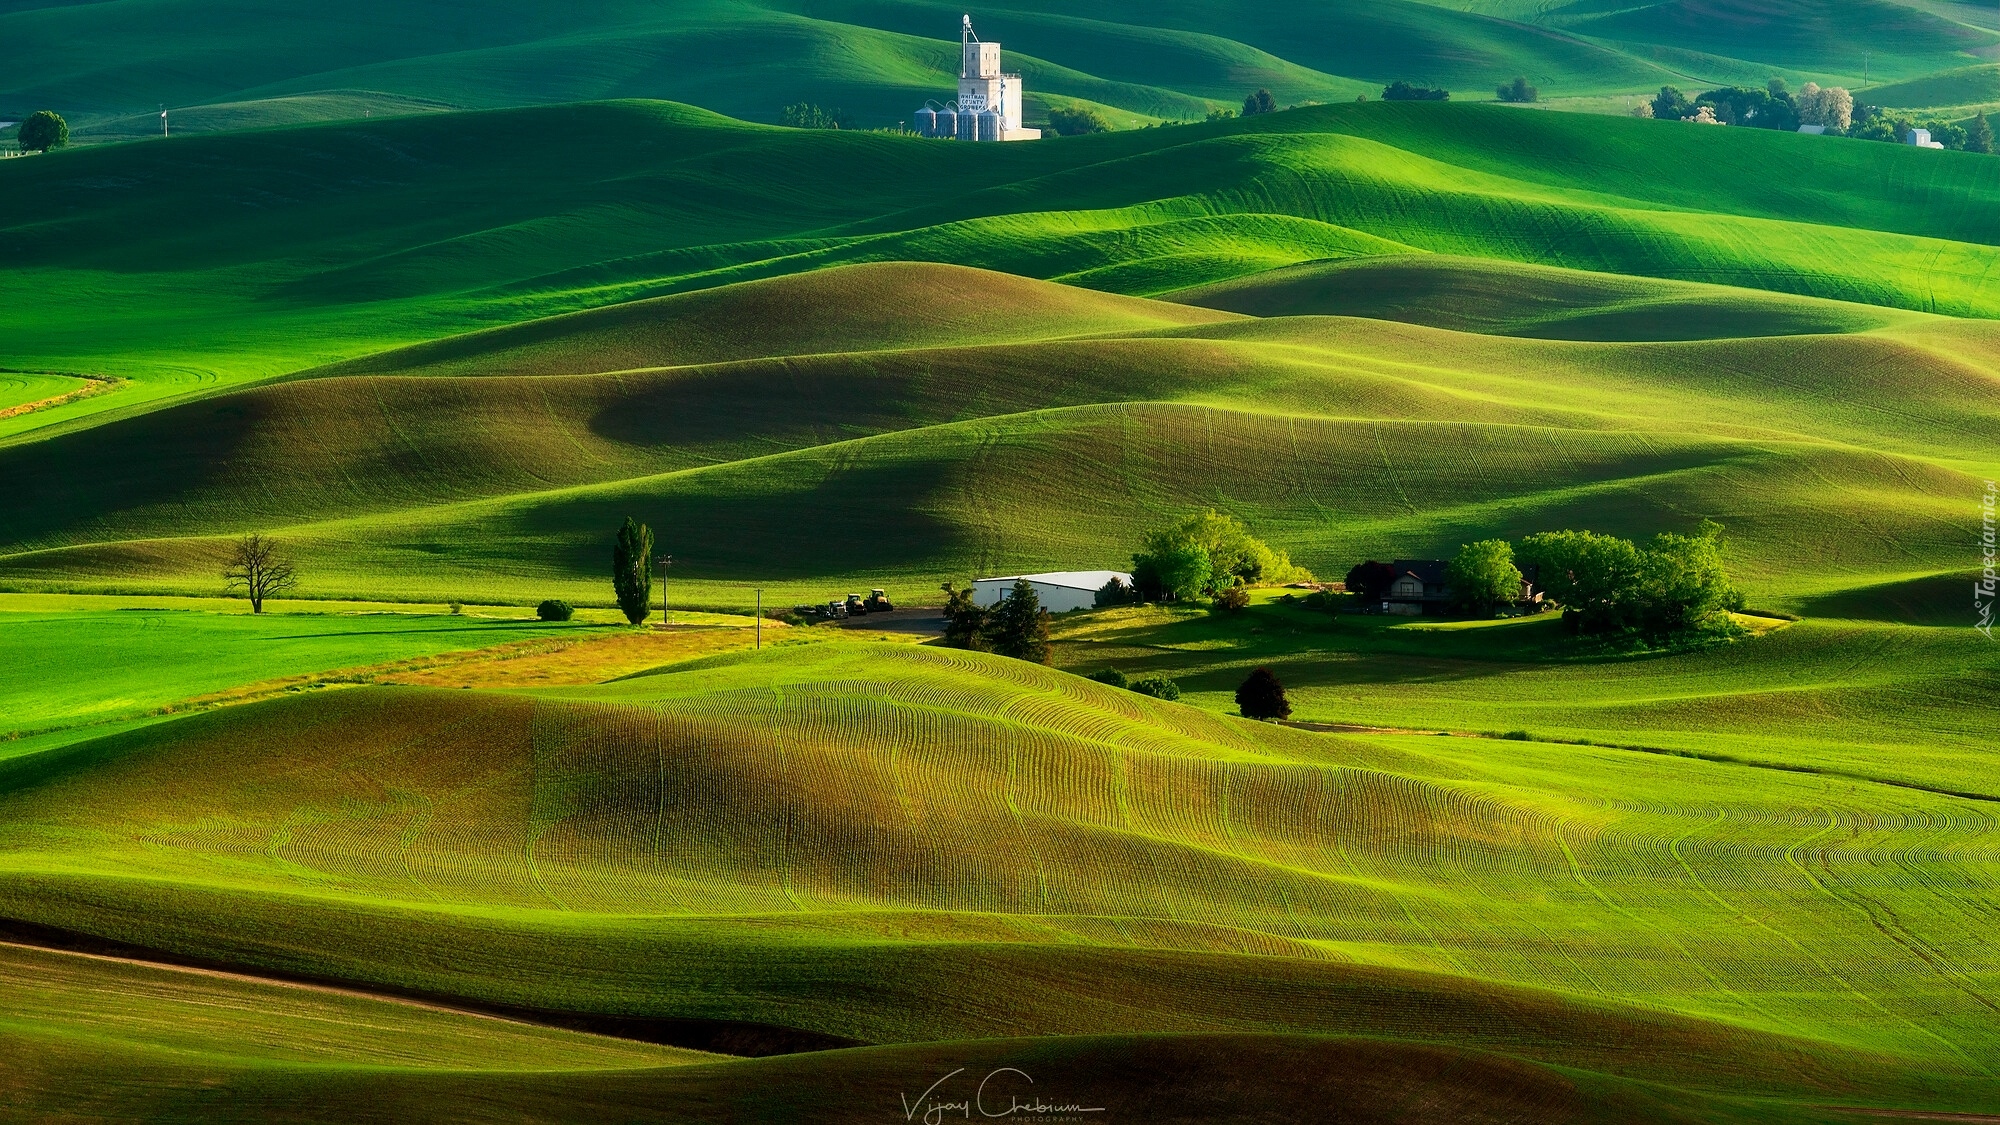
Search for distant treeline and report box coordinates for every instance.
[1645,80,1994,152]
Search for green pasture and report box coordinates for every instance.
[0,643,1993,1119]
[0,604,610,749]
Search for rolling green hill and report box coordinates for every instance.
[0,643,1993,1119]
[3,77,1997,1122]
[10,98,2000,432]
[6,0,1996,147]
[2,255,1991,611]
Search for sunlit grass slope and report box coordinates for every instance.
[1165,254,1912,340]
[0,943,708,1072]
[2,260,1991,607]
[1055,600,2000,796]
[13,99,2000,419]
[0,643,1992,1117]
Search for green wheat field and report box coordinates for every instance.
[3,3,1999,1122]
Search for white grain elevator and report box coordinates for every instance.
[912,15,1041,141]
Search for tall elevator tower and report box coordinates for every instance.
[913,15,1040,140]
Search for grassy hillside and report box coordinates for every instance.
[10,99,2000,430]
[0,0,1709,132]
[2,258,1991,610]
[1164,254,1910,339]
[0,604,612,749]
[6,0,1996,144]
[0,643,1992,1118]
[1055,598,2000,796]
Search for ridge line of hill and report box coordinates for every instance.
[0,918,857,1057]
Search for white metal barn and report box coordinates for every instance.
[972,571,1132,613]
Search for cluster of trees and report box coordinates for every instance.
[1644,80,1995,152]
[1796,82,1855,131]
[1518,522,1742,638]
[781,103,850,130]
[1047,106,1110,136]
[1346,522,1742,639]
[1496,77,1538,104]
[1242,89,1279,116]
[16,110,68,154]
[1849,105,1994,152]
[1382,81,1449,102]
[940,579,1052,663]
[1123,510,1311,604]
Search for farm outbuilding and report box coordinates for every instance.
[973,571,1131,613]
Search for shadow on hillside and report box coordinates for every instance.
[1794,571,1977,628]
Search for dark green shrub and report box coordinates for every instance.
[1047,106,1110,135]
[1382,81,1449,102]
[1094,576,1139,607]
[781,103,849,129]
[1130,676,1181,701]
[1087,668,1128,688]
[537,599,574,622]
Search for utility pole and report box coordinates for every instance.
[656,554,672,627]
[160,106,168,138]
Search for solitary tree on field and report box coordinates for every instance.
[1496,76,1538,103]
[988,579,1052,664]
[1235,667,1291,720]
[1242,89,1278,116]
[611,517,654,625]
[17,111,68,153]
[223,533,297,613]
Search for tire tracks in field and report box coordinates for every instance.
[1784,817,1991,1074]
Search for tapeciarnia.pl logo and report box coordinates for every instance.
[1979,479,1997,640]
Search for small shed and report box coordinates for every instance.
[973,571,1132,613]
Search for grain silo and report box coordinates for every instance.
[911,15,1042,140]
